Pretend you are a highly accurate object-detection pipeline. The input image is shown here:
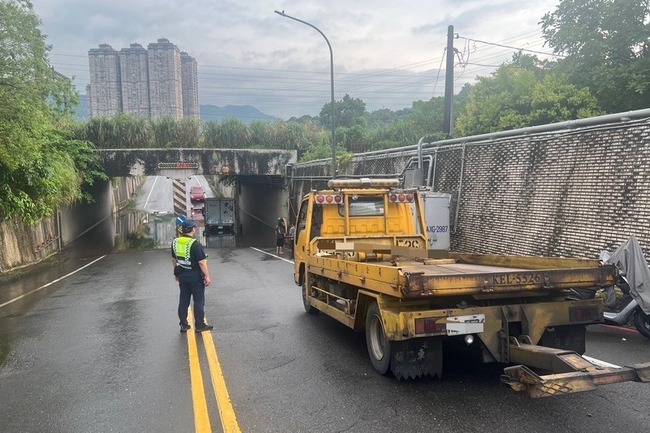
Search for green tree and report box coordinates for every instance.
[455,55,601,136]
[0,0,103,223]
[319,94,367,129]
[338,125,369,153]
[267,120,321,152]
[78,114,156,149]
[151,117,181,148]
[367,108,398,129]
[541,0,650,113]
[248,120,271,148]
[203,118,250,149]
[406,98,446,137]
[176,118,202,148]
[528,75,601,125]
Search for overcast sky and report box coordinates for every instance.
[34,0,562,120]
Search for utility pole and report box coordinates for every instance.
[443,25,454,136]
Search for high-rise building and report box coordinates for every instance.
[119,44,150,117]
[147,38,183,120]
[181,52,200,119]
[88,44,122,118]
[87,39,198,120]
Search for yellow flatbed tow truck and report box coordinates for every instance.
[292,178,650,398]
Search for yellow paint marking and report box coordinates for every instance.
[187,308,212,432]
[202,321,243,433]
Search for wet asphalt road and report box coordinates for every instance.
[1,247,649,433]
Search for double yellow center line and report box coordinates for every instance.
[186,309,242,433]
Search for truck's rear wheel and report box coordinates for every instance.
[302,281,318,314]
[365,301,391,374]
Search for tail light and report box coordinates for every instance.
[388,192,415,203]
[315,194,342,204]
[569,305,600,322]
[415,318,446,335]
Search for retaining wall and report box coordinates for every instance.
[0,177,143,274]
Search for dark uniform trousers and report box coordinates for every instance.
[178,272,206,326]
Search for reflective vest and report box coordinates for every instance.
[172,236,197,270]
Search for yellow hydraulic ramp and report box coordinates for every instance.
[500,336,650,398]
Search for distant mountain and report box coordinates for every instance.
[73,95,276,124]
[199,104,277,124]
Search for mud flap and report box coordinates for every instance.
[390,337,443,379]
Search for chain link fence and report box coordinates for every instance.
[288,112,650,259]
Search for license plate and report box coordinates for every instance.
[446,314,485,335]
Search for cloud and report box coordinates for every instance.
[34,0,560,119]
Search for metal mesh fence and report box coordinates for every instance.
[289,115,650,259]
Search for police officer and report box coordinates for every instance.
[172,219,213,332]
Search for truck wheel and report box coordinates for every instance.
[633,308,650,339]
[302,281,318,314]
[365,302,391,375]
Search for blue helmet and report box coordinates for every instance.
[181,219,197,234]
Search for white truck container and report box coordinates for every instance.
[203,198,236,247]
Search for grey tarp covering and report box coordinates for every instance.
[601,236,650,315]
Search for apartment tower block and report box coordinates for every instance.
[88,44,122,118]
[88,38,199,119]
[119,43,150,117]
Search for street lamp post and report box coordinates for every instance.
[274,10,336,177]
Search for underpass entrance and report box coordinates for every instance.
[235,175,287,248]
[146,170,288,249]
[154,159,290,248]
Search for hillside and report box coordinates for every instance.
[199,104,277,123]
[74,95,276,124]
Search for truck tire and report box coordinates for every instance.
[633,308,650,340]
[365,301,391,375]
[302,281,318,314]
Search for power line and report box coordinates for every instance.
[50,30,559,118]
[457,36,563,59]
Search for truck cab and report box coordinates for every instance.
[293,178,426,286]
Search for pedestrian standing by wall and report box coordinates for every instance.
[275,218,286,255]
[172,219,213,332]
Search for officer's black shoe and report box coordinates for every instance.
[180,324,191,332]
[195,323,214,332]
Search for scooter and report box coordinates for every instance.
[602,276,650,340]
[572,276,650,340]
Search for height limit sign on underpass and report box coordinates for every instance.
[157,161,200,179]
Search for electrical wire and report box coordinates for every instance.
[48,29,559,116]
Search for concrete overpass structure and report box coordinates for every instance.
[98,148,297,247]
[97,148,296,178]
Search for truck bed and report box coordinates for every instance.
[307,249,616,299]
[398,260,525,275]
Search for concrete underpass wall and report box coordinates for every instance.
[0,177,144,274]
[289,113,650,259]
[206,177,234,199]
[237,181,289,247]
[0,216,58,274]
